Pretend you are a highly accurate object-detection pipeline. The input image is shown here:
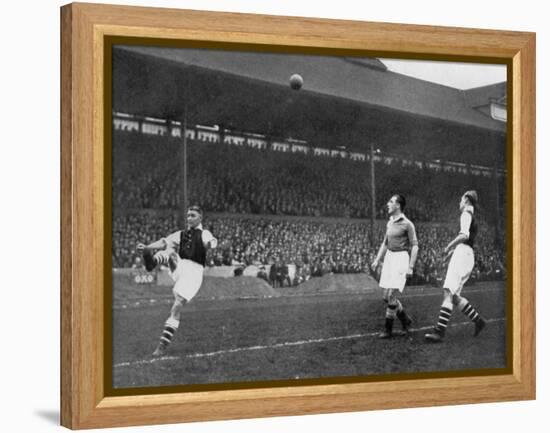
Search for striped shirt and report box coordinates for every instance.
[384,214,418,252]
[161,224,217,254]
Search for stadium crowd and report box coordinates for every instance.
[112,130,506,286]
[112,132,505,224]
[114,212,506,286]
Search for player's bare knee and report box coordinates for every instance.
[451,293,466,308]
[451,294,459,305]
[172,297,186,313]
[170,304,180,317]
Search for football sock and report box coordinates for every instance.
[395,299,403,313]
[395,300,411,329]
[154,251,169,266]
[385,302,398,334]
[158,317,179,348]
[434,299,454,336]
[460,300,482,323]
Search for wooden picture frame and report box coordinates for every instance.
[61,2,535,429]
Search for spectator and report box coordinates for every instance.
[111,130,506,285]
[112,131,504,225]
[257,266,269,282]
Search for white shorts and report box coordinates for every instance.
[443,244,474,295]
[379,250,409,292]
[169,258,204,301]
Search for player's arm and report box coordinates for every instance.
[137,230,180,253]
[444,211,472,254]
[371,234,388,270]
[202,230,218,249]
[407,222,419,276]
[136,238,167,253]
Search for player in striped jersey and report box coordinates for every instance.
[425,191,486,342]
[137,205,217,356]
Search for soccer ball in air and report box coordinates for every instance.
[289,73,303,90]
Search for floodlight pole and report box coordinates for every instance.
[179,103,189,229]
[370,143,376,245]
[178,71,193,229]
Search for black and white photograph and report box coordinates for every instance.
[110,44,508,389]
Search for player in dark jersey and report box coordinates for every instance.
[371,194,418,339]
[425,191,486,342]
[137,205,217,356]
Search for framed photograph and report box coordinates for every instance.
[61,2,535,429]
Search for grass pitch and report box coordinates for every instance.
[112,278,507,389]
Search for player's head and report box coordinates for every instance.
[461,190,478,211]
[387,194,405,216]
[187,205,203,228]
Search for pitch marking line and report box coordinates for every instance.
[114,285,504,310]
[113,317,505,368]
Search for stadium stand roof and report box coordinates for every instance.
[117,46,506,132]
[112,46,506,167]
[463,82,507,121]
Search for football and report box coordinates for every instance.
[289,73,303,90]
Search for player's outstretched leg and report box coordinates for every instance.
[153,297,185,357]
[142,247,157,272]
[153,317,179,357]
[143,250,176,273]
[454,295,486,337]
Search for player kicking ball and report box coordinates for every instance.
[425,191,486,343]
[137,205,217,357]
[371,194,418,339]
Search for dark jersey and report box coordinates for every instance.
[462,208,478,248]
[179,228,207,266]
